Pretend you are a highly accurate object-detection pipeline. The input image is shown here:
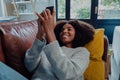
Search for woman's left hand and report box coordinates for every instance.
[37,9,56,32]
[36,8,56,43]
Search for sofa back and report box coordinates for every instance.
[0,20,38,78]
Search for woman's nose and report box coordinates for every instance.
[63,29,67,33]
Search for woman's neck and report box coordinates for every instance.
[65,44,72,48]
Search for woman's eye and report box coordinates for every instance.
[61,28,65,32]
[68,28,72,31]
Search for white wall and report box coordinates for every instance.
[0,0,55,20]
[0,0,6,16]
[0,1,2,16]
[33,0,55,19]
[0,0,13,17]
[34,0,55,13]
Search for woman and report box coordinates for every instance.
[24,9,95,80]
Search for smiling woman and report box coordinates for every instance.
[54,20,95,48]
[24,8,95,80]
[59,23,76,48]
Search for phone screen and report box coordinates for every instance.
[46,6,54,14]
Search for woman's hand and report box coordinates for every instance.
[36,13,46,40]
[36,9,56,43]
[40,9,56,32]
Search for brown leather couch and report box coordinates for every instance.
[0,20,109,79]
[0,20,38,79]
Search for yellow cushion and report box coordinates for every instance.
[84,28,105,80]
[85,28,104,60]
[84,60,104,80]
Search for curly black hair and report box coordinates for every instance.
[54,20,95,48]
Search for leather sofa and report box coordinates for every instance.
[0,20,109,79]
[0,20,38,79]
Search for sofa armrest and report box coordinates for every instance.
[0,31,5,63]
[102,35,109,62]
[102,35,109,79]
[0,20,38,79]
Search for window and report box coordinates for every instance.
[56,0,92,20]
[98,0,120,19]
[56,0,120,20]
[57,0,66,19]
[70,0,91,19]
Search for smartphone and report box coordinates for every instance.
[46,6,54,14]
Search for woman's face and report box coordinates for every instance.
[60,23,75,47]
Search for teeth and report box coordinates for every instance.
[62,35,68,38]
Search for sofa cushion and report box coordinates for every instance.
[84,28,105,80]
[0,20,38,78]
[84,60,104,80]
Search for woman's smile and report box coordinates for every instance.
[60,23,75,47]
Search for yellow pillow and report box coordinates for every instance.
[85,28,104,60]
[84,28,105,80]
[84,60,104,80]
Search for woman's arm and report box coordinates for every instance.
[36,9,56,43]
[24,38,46,72]
[24,13,46,72]
[44,41,90,80]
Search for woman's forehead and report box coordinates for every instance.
[63,23,74,28]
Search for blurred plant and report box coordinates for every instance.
[58,0,65,18]
[102,0,120,8]
[76,8,90,19]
